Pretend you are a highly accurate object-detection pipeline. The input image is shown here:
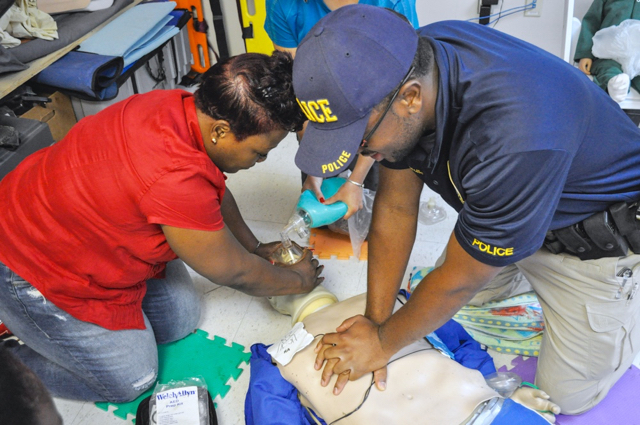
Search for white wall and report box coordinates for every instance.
[416,0,574,60]
[573,0,593,20]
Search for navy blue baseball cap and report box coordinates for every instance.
[293,4,418,177]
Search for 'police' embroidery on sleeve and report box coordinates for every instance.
[472,238,514,256]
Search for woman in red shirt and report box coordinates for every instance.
[0,51,323,402]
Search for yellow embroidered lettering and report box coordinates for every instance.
[319,151,352,174]
[317,99,337,122]
[471,239,513,257]
[307,101,324,123]
[297,99,314,121]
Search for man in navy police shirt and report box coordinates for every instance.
[292,5,640,415]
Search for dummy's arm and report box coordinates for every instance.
[162,224,323,296]
[512,387,561,423]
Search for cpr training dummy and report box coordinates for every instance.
[574,0,640,102]
[259,293,560,424]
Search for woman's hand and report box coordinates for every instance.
[253,241,280,260]
[280,248,324,294]
[302,175,324,201]
[324,181,363,219]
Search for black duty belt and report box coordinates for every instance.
[544,202,640,261]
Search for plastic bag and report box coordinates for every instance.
[145,377,214,425]
[592,19,640,79]
[347,188,375,259]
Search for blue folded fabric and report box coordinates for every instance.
[245,344,321,425]
[78,1,179,67]
[34,51,123,100]
[491,399,550,424]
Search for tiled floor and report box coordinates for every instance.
[54,132,640,424]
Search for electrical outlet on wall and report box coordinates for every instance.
[524,0,542,17]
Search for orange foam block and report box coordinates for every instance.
[308,228,368,261]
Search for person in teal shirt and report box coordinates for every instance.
[265,0,418,52]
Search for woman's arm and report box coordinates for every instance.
[220,188,260,253]
[162,224,323,297]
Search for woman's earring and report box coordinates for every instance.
[211,137,217,145]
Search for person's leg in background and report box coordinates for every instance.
[516,250,640,414]
[591,59,630,102]
[0,259,201,402]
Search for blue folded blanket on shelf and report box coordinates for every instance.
[32,2,183,100]
[34,52,123,100]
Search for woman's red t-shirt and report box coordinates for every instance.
[0,90,226,330]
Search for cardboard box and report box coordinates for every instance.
[21,91,77,142]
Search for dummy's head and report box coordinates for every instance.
[293,4,436,177]
[0,346,63,425]
[195,52,306,172]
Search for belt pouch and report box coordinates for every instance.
[581,211,628,259]
[609,202,640,253]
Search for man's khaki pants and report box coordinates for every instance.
[439,249,640,414]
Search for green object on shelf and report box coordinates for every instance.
[95,329,251,423]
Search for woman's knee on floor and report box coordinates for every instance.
[100,364,158,403]
[144,260,202,344]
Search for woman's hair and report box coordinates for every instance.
[194,51,306,141]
